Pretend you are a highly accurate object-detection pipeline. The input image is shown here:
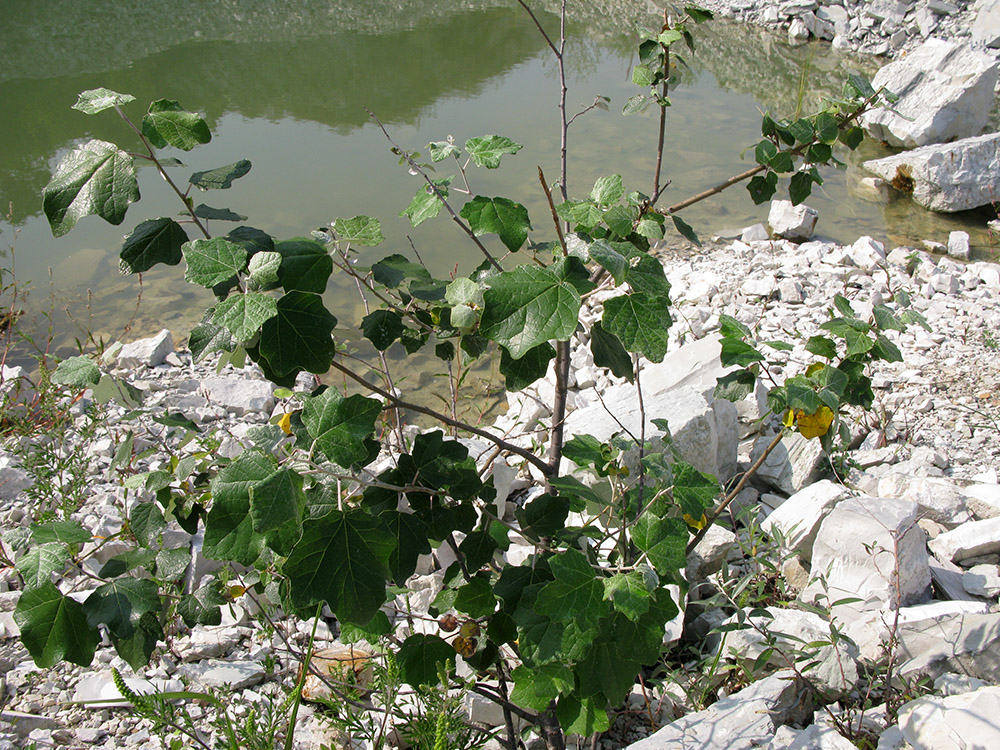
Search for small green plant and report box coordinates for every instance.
[9,3,911,748]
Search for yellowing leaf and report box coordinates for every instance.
[228,585,246,598]
[683,513,707,530]
[783,409,796,428]
[277,412,293,435]
[794,406,835,439]
[452,635,476,658]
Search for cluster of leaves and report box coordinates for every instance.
[13,13,905,743]
[745,76,891,207]
[714,293,929,449]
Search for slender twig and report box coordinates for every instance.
[538,167,568,257]
[328,358,551,476]
[652,10,670,200]
[686,429,784,554]
[365,108,503,272]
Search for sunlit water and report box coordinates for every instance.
[1,0,995,380]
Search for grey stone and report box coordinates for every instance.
[176,625,243,661]
[962,564,1000,598]
[627,671,809,750]
[687,524,737,581]
[117,329,174,368]
[768,200,819,241]
[864,132,1000,213]
[0,454,33,501]
[894,604,1000,680]
[972,0,1000,47]
[801,496,931,617]
[848,235,887,271]
[741,223,769,242]
[180,659,266,690]
[898,686,1000,750]
[71,676,183,708]
[762,479,852,562]
[963,482,1000,519]
[767,723,859,750]
[861,39,999,148]
[946,231,971,261]
[750,432,828,495]
[202,376,275,417]
[929,517,1000,564]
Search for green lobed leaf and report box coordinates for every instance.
[203,451,274,565]
[248,251,282,288]
[189,160,252,190]
[284,510,395,625]
[14,582,101,667]
[815,112,840,143]
[536,548,610,632]
[31,520,91,545]
[427,140,460,162]
[464,135,522,169]
[51,356,100,387]
[603,569,655,621]
[130,502,167,548]
[249,468,304,535]
[556,200,604,231]
[747,171,778,205]
[499,342,555,392]
[332,215,384,246]
[71,88,135,114]
[211,292,278,343]
[361,309,404,351]
[382,510,431,585]
[632,64,655,87]
[120,217,188,274]
[182,238,248,288]
[258,291,337,376]
[141,100,211,151]
[602,292,671,363]
[275,239,333,294]
[714,369,756,402]
[720,338,764,367]
[400,177,452,227]
[188,319,236,362]
[591,175,624,206]
[521,493,570,538]
[754,140,778,166]
[16,543,70,588]
[806,335,838,359]
[622,93,650,116]
[789,171,815,206]
[602,204,636,237]
[839,126,864,150]
[398,633,456,686]
[672,461,719,520]
[588,239,626,284]
[177,583,226,628]
[624,253,671,299]
[557,695,612,737]
[480,265,581,359]
[83,578,161,641]
[340,611,392,644]
[510,663,574,712]
[301,388,383,468]
[454,575,497,618]
[459,196,531,252]
[44,139,139,237]
[633,513,687,578]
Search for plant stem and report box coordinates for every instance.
[686,429,784,554]
[652,11,670,201]
[328,359,552,476]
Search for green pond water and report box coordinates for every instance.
[1,0,995,375]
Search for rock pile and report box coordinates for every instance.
[697,0,1000,57]
[7,196,999,748]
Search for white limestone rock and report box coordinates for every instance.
[750,432,828,495]
[117,328,174,369]
[627,671,808,750]
[898,686,1000,750]
[962,564,1000,598]
[972,0,1000,47]
[946,231,971,261]
[929,517,1000,564]
[863,132,1000,213]
[72,676,183,708]
[768,200,818,241]
[861,39,999,148]
[686,524,737,581]
[963,482,1000,519]
[801,496,931,617]
[0,453,33,501]
[895,603,1000,680]
[848,236,887,271]
[185,660,266,690]
[762,479,852,562]
[202,376,275,417]
[766,723,859,750]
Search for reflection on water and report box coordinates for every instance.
[1,0,995,374]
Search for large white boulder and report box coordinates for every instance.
[899,686,1000,750]
[801,496,931,617]
[928,517,1000,564]
[117,328,174,368]
[750,432,828,496]
[861,39,999,148]
[863,132,1000,212]
[768,200,818,241]
[201,376,275,417]
[972,0,1000,47]
[762,479,852,562]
